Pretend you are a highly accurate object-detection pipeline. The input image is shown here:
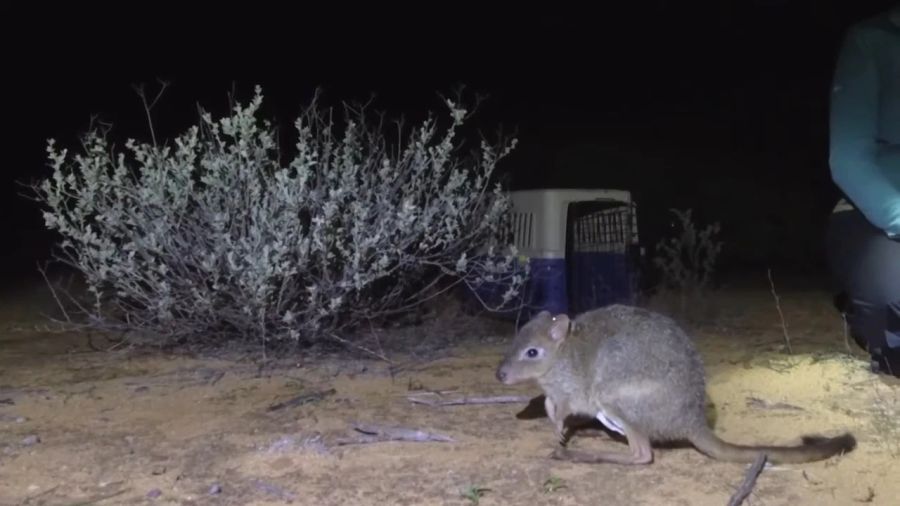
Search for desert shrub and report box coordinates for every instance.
[33,85,527,351]
[648,208,723,320]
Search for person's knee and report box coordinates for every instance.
[886,301,900,350]
[843,262,900,316]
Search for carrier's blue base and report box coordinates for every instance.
[519,258,569,317]
[465,253,638,322]
[567,251,638,314]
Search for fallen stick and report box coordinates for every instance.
[407,393,531,406]
[745,396,804,411]
[267,388,336,412]
[727,452,767,506]
[333,423,455,445]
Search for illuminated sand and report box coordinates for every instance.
[1,277,897,505]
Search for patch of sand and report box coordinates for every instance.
[0,278,897,505]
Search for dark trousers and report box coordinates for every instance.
[826,208,900,377]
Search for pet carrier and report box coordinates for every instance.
[468,188,641,320]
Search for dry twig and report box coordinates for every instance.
[407,392,531,406]
[328,332,393,364]
[267,388,336,412]
[767,268,792,354]
[727,452,767,506]
[333,423,455,445]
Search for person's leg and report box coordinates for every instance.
[827,211,867,349]
[882,300,900,375]
[826,209,900,376]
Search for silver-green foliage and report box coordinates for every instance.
[36,85,526,345]
[653,208,722,294]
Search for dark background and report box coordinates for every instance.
[3,1,897,290]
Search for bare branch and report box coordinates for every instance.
[767,268,793,354]
[132,79,170,147]
[37,262,71,324]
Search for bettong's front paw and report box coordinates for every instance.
[549,446,572,460]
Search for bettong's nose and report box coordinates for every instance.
[496,369,507,382]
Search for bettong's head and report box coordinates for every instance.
[495,310,572,385]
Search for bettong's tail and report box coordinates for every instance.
[690,428,856,464]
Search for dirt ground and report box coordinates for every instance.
[1,275,898,506]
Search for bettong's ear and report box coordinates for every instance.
[549,314,571,342]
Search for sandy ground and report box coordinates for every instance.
[0,275,898,506]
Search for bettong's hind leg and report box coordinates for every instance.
[550,413,653,465]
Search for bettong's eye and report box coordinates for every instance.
[525,348,540,359]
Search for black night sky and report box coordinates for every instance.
[4,1,897,288]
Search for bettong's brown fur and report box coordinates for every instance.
[496,304,856,465]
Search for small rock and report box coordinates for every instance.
[124,435,135,445]
[208,483,222,495]
[151,465,167,476]
[27,484,39,492]
[15,417,26,424]
[133,386,150,394]
[146,488,162,499]
[21,435,40,446]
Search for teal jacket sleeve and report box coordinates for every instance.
[829,25,900,239]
